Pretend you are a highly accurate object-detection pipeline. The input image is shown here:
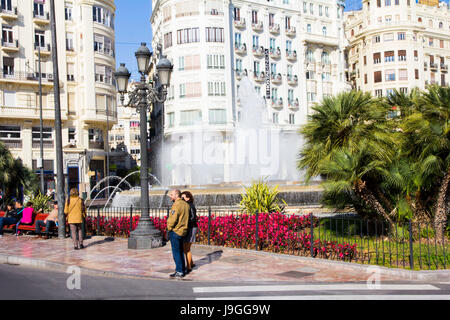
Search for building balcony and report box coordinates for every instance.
[89,141,105,150]
[305,34,339,47]
[32,141,54,149]
[269,47,281,59]
[236,69,247,80]
[288,98,300,110]
[252,45,265,57]
[269,23,280,35]
[441,64,448,73]
[286,50,297,61]
[271,72,282,85]
[0,139,21,149]
[234,42,247,55]
[287,75,298,86]
[1,39,19,52]
[253,71,265,83]
[0,6,18,20]
[35,43,51,56]
[271,98,283,109]
[233,18,246,29]
[252,21,263,32]
[424,62,428,71]
[0,71,54,86]
[430,62,438,71]
[286,26,296,37]
[33,11,50,25]
[350,71,357,80]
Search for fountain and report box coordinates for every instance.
[88,176,132,200]
[87,186,123,211]
[107,76,323,209]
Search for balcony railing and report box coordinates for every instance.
[441,64,448,72]
[253,71,265,83]
[234,42,247,55]
[0,6,18,18]
[89,141,105,150]
[252,21,263,32]
[32,141,54,149]
[0,139,22,148]
[269,47,281,59]
[288,98,300,109]
[430,62,438,70]
[271,72,282,84]
[286,50,297,61]
[287,75,298,85]
[0,71,54,83]
[1,39,18,49]
[269,23,280,34]
[35,43,51,53]
[236,69,248,80]
[272,98,283,109]
[286,26,296,37]
[252,45,264,57]
[233,18,246,29]
[33,11,50,21]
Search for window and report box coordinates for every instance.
[322,26,327,36]
[307,92,316,102]
[1,0,12,12]
[251,10,258,24]
[3,57,14,76]
[3,90,15,106]
[2,25,13,45]
[209,109,226,124]
[440,40,444,49]
[385,69,395,81]
[325,6,329,17]
[68,128,76,141]
[67,63,75,81]
[385,15,391,23]
[252,35,259,49]
[319,5,323,16]
[309,3,313,15]
[375,89,383,97]
[289,114,295,125]
[207,54,225,69]
[306,49,314,62]
[180,110,202,126]
[398,50,406,61]
[385,0,391,6]
[303,2,307,13]
[271,88,278,101]
[374,71,382,83]
[66,32,74,51]
[364,56,367,65]
[272,113,279,124]
[373,35,380,43]
[285,16,291,30]
[177,28,200,44]
[89,129,103,142]
[32,127,52,142]
[307,24,311,33]
[235,58,242,72]
[93,6,114,29]
[384,51,395,63]
[34,0,45,17]
[400,87,408,94]
[415,69,419,80]
[167,113,175,128]
[269,13,274,27]
[35,30,45,49]
[377,0,381,7]
[207,82,225,96]
[233,7,240,21]
[164,32,172,48]
[306,70,315,80]
[322,72,331,81]
[321,51,330,64]
[364,74,368,84]
[94,34,114,56]
[398,32,406,40]
[399,69,408,81]
[95,64,114,85]
[206,27,224,42]
[429,38,433,47]
[414,50,418,61]
[65,4,73,21]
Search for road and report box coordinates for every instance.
[1,263,450,300]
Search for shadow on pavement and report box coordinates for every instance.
[85,237,115,248]
[193,250,223,270]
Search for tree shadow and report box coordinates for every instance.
[85,237,115,248]
[192,250,223,270]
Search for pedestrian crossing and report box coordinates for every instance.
[192,283,450,300]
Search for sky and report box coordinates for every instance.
[115,0,153,81]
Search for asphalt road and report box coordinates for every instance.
[1,263,450,301]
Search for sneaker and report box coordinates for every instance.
[79,244,85,249]
[170,272,185,278]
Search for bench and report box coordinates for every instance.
[0,211,57,234]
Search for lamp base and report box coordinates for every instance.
[128,234,164,249]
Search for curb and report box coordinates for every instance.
[1,244,449,283]
[193,244,450,282]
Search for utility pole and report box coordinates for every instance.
[49,0,65,239]
[105,98,110,199]
[38,45,45,194]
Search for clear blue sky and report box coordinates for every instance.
[115,0,153,80]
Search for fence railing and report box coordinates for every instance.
[85,207,449,271]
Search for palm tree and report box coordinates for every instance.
[406,85,450,241]
[298,91,398,223]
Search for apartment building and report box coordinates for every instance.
[0,0,117,196]
[150,0,349,185]
[344,0,450,97]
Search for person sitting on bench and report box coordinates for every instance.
[16,202,40,236]
[34,201,58,239]
[0,202,22,238]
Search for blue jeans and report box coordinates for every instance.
[0,217,17,235]
[35,220,56,235]
[169,231,186,274]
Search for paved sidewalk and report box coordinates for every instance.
[0,234,447,282]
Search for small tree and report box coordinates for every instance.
[239,178,286,214]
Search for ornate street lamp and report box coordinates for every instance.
[114,42,173,249]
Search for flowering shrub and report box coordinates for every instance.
[85,212,358,262]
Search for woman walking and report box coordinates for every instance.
[64,188,86,250]
[181,191,198,274]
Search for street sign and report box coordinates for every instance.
[265,48,270,100]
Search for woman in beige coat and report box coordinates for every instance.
[64,188,86,250]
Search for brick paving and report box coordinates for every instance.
[0,234,401,282]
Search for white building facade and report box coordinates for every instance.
[344,0,450,96]
[150,0,349,186]
[0,0,117,197]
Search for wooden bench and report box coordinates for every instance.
[0,211,57,234]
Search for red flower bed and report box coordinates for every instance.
[85,212,358,262]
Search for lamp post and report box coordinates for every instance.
[114,43,173,249]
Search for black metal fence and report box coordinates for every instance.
[85,207,449,271]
